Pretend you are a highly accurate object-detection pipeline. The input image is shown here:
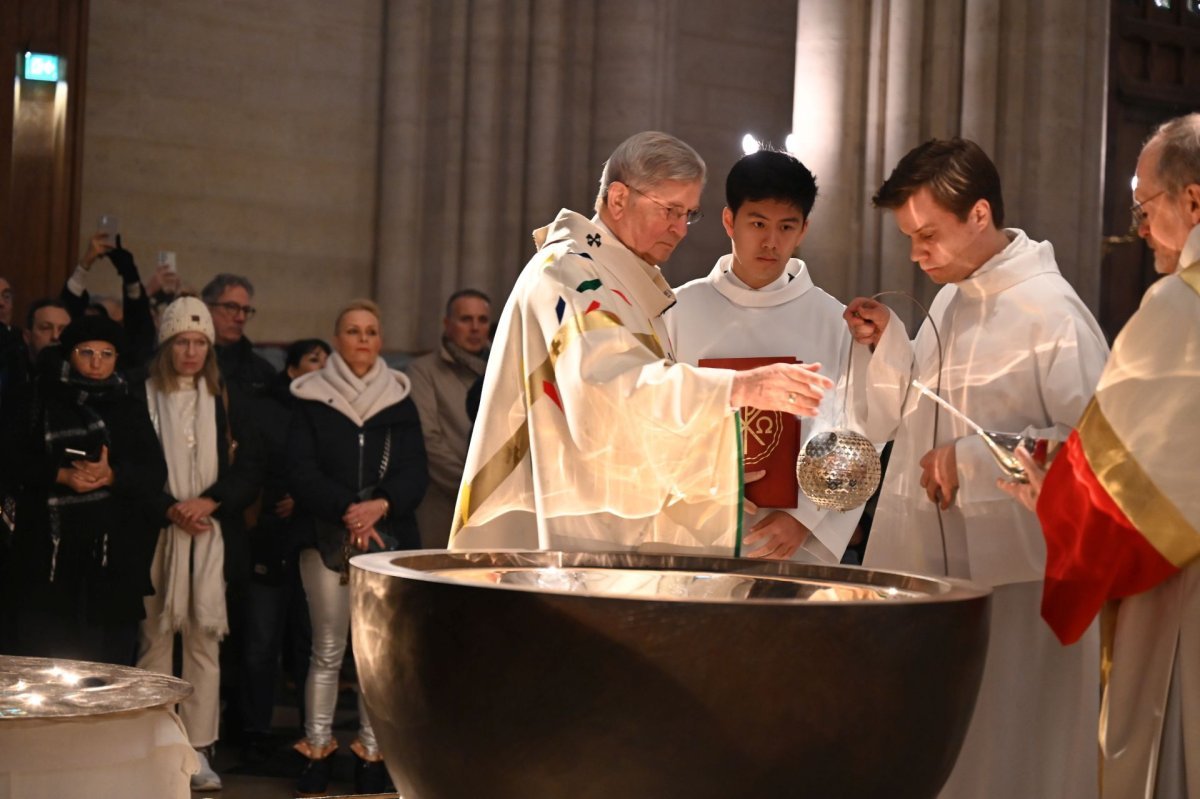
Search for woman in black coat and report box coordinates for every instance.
[287,299,427,796]
[0,315,166,665]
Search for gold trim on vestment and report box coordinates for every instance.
[1077,399,1200,567]
[450,306,666,539]
[549,309,665,364]
[1178,260,1200,295]
[451,420,530,537]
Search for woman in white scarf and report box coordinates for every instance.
[137,297,262,793]
[288,299,428,796]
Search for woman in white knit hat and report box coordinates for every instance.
[136,296,263,793]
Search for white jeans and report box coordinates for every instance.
[137,535,221,748]
[299,549,378,754]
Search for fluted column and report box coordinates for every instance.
[793,0,1107,318]
[375,0,599,351]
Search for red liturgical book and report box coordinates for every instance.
[699,356,800,509]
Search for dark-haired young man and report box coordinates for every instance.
[667,149,861,564]
[844,138,1109,798]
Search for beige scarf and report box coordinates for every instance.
[146,378,228,638]
[291,351,411,426]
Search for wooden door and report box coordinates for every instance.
[0,0,88,331]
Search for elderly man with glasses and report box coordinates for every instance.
[1000,112,1200,798]
[450,130,833,554]
[201,273,275,397]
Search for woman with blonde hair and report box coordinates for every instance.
[288,298,427,795]
[137,296,263,792]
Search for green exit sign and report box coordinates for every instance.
[23,52,60,82]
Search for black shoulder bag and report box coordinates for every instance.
[315,428,395,583]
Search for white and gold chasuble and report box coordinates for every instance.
[1094,226,1200,799]
[450,210,741,553]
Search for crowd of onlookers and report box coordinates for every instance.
[0,234,491,796]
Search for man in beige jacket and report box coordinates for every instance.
[406,289,491,547]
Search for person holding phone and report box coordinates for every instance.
[61,228,160,367]
[0,315,166,664]
[287,299,427,796]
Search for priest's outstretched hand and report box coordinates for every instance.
[729,362,832,417]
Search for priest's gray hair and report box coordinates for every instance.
[1149,113,1200,195]
[595,131,706,212]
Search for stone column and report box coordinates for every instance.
[792,0,1107,320]
[374,0,599,351]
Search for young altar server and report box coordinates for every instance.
[667,149,862,564]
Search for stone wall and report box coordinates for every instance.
[590,1,800,290]
[79,0,384,343]
[79,0,798,349]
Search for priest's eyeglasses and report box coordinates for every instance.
[627,184,703,226]
[73,346,116,362]
[1130,189,1166,229]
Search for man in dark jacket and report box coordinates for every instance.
[0,299,71,419]
[202,273,276,397]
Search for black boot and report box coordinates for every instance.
[351,740,393,794]
[354,756,392,794]
[294,740,337,797]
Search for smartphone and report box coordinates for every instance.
[156,250,177,273]
[64,447,99,462]
[97,214,119,243]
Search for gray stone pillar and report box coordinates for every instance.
[792,0,1107,319]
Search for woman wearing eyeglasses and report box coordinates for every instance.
[134,296,264,793]
[0,315,166,665]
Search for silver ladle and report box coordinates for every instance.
[910,380,1029,482]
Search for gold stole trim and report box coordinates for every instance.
[451,308,665,537]
[1077,399,1200,567]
